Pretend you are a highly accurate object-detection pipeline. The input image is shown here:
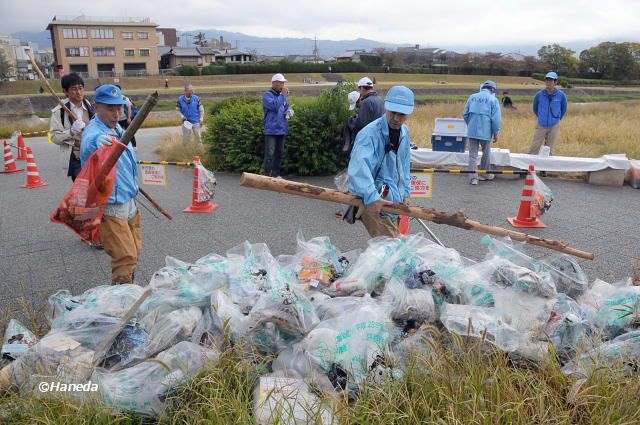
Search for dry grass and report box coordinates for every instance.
[342,73,544,89]
[153,132,206,162]
[406,100,640,158]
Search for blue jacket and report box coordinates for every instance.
[80,116,139,205]
[347,114,411,206]
[177,94,201,124]
[262,89,289,135]
[533,89,568,128]
[463,89,501,141]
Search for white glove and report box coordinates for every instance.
[71,119,85,134]
[285,107,295,120]
[97,135,113,146]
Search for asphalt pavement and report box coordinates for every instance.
[1,126,638,322]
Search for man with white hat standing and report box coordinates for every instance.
[262,73,290,177]
[528,71,568,155]
[347,85,415,238]
[352,76,385,136]
[176,83,204,144]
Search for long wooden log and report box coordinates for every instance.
[239,173,595,260]
[27,50,76,121]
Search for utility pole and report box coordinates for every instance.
[313,36,319,63]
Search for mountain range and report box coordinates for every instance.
[10,28,628,57]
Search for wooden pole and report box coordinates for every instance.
[239,173,595,261]
[27,50,77,121]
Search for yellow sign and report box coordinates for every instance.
[410,172,432,198]
[140,164,166,186]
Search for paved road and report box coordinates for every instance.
[1,127,638,323]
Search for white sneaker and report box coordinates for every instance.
[470,178,478,185]
[479,173,495,181]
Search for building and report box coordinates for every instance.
[285,54,324,64]
[197,47,221,66]
[217,49,255,64]
[335,50,379,64]
[160,47,202,69]
[47,15,160,78]
[156,27,178,47]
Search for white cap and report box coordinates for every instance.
[347,91,360,110]
[357,77,374,88]
[271,73,287,82]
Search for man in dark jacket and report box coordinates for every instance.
[262,73,290,177]
[352,77,385,136]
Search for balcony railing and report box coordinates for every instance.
[52,15,154,24]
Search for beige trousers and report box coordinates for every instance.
[182,123,202,144]
[360,209,400,238]
[528,125,560,155]
[100,212,142,283]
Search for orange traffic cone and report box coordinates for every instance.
[508,164,546,228]
[2,141,23,174]
[21,146,48,189]
[183,156,217,213]
[16,131,27,161]
[398,215,410,235]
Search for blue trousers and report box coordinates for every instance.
[263,135,285,176]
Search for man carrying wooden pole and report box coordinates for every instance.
[80,84,142,284]
[345,85,415,238]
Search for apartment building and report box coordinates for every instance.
[47,15,159,78]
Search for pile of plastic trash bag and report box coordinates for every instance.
[1,231,639,420]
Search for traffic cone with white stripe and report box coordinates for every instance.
[507,164,545,228]
[16,131,27,161]
[183,156,217,213]
[21,146,48,189]
[2,141,23,174]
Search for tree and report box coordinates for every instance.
[193,32,208,47]
[537,44,578,76]
[579,42,640,80]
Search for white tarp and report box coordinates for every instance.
[411,148,632,172]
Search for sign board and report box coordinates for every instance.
[140,164,166,186]
[410,172,432,198]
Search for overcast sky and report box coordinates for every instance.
[2,0,639,46]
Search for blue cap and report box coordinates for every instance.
[94,84,126,105]
[545,71,559,80]
[384,85,414,115]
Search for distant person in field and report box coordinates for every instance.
[49,72,95,182]
[501,91,515,109]
[262,73,291,177]
[463,80,501,186]
[352,77,385,136]
[165,78,169,89]
[528,71,568,155]
[342,90,361,158]
[176,84,204,144]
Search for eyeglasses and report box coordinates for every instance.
[544,78,556,82]
[67,85,84,92]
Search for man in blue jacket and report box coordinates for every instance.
[463,80,502,185]
[176,84,204,144]
[528,71,568,155]
[262,73,290,177]
[347,85,414,238]
[81,84,141,285]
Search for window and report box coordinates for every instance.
[91,28,114,39]
[62,28,87,39]
[137,32,149,39]
[92,46,116,57]
[65,47,89,57]
[122,31,133,39]
[139,49,150,57]
[124,49,135,57]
